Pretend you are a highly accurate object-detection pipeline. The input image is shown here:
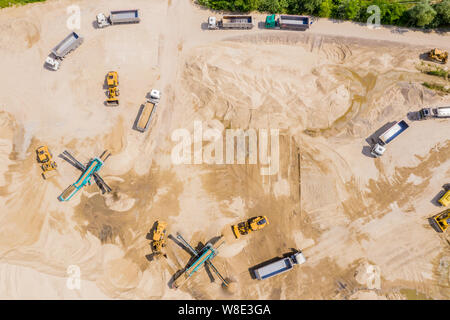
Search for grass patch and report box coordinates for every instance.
[0,0,45,9]
[422,82,450,94]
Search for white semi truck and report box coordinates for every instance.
[97,10,140,28]
[371,120,409,157]
[418,106,450,120]
[45,32,83,71]
[253,251,306,280]
[208,15,254,29]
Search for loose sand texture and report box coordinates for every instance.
[0,0,449,299]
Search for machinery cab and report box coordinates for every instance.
[428,48,448,64]
[96,13,110,28]
[208,16,218,29]
[265,14,277,28]
[438,189,450,207]
[433,209,450,232]
[36,146,52,163]
[371,143,386,157]
[106,71,119,87]
[419,108,432,119]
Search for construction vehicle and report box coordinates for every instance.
[96,10,140,28]
[58,150,112,201]
[44,32,83,71]
[432,209,450,232]
[232,216,269,239]
[253,250,306,280]
[208,15,253,30]
[265,14,311,30]
[151,221,168,255]
[428,48,448,64]
[418,106,450,120]
[171,234,229,290]
[371,120,409,157]
[438,189,450,207]
[106,71,119,106]
[134,89,161,132]
[36,146,58,179]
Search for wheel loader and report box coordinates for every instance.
[151,221,167,254]
[232,216,269,239]
[36,146,58,179]
[106,71,119,106]
[428,48,448,64]
[432,209,450,233]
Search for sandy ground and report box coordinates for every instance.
[0,0,449,299]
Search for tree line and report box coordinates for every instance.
[197,0,450,28]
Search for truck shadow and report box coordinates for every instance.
[248,248,300,280]
[132,104,145,132]
[92,20,100,30]
[200,22,209,30]
[361,121,397,158]
[407,111,421,121]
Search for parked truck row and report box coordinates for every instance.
[208,14,312,30]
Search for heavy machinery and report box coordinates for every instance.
[36,146,58,179]
[134,89,161,132]
[370,120,409,157]
[96,10,140,28]
[151,221,168,255]
[265,14,311,30]
[232,216,269,239]
[44,32,83,71]
[428,48,448,64]
[432,209,450,232]
[106,71,119,106]
[208,15,253,29]
[438,189,450,207]
[171,234,229,290]
[58,150,112,201]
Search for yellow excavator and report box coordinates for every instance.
[106,71,119,106]
[36,145,57,179]
[433,209,449,233]
[151,221,168,255]
[428,48,448,64]
[438,189,450,207]
[232,216,269,239]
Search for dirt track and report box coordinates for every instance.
[0,0,449,299]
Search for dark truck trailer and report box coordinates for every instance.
[279,15,311,30]
[110,10,140,24]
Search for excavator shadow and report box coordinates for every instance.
[427,217,444,233]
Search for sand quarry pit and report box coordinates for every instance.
[0,0,449,299]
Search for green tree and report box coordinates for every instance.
[345,0,361,20]
[407,0,437,27]
[433,0,450,27]
[319,0,334,17]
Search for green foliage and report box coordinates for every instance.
[406,0,436,27]
[319,0,334,17]
[0,0,45,8]
[432,0,450,27]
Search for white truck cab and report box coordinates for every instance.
[371,143,386,157]
[150,89,161,101]
[45,56,60,71]
[208,16,218,29]
[96,13,110,28]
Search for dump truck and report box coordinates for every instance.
[253,251,306,280]
[208,15,253,29]
[265,14,311,30]
[97,10,140,28]
[432,209,450,232]
[106,71,119,106]
[45,32,83,71]
[418,106,450,120]
[371,120,409,157]
[428,48,448,64]
[232,216,269,239]
[36,146,58,179]
[135,89,161,132]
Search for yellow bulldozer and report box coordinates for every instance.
[106,71,119,106]
[36,145,57,179]
[432,209,449,233]
[151,221,167,255]
[232,216,269,239]
[428,48,448,64]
